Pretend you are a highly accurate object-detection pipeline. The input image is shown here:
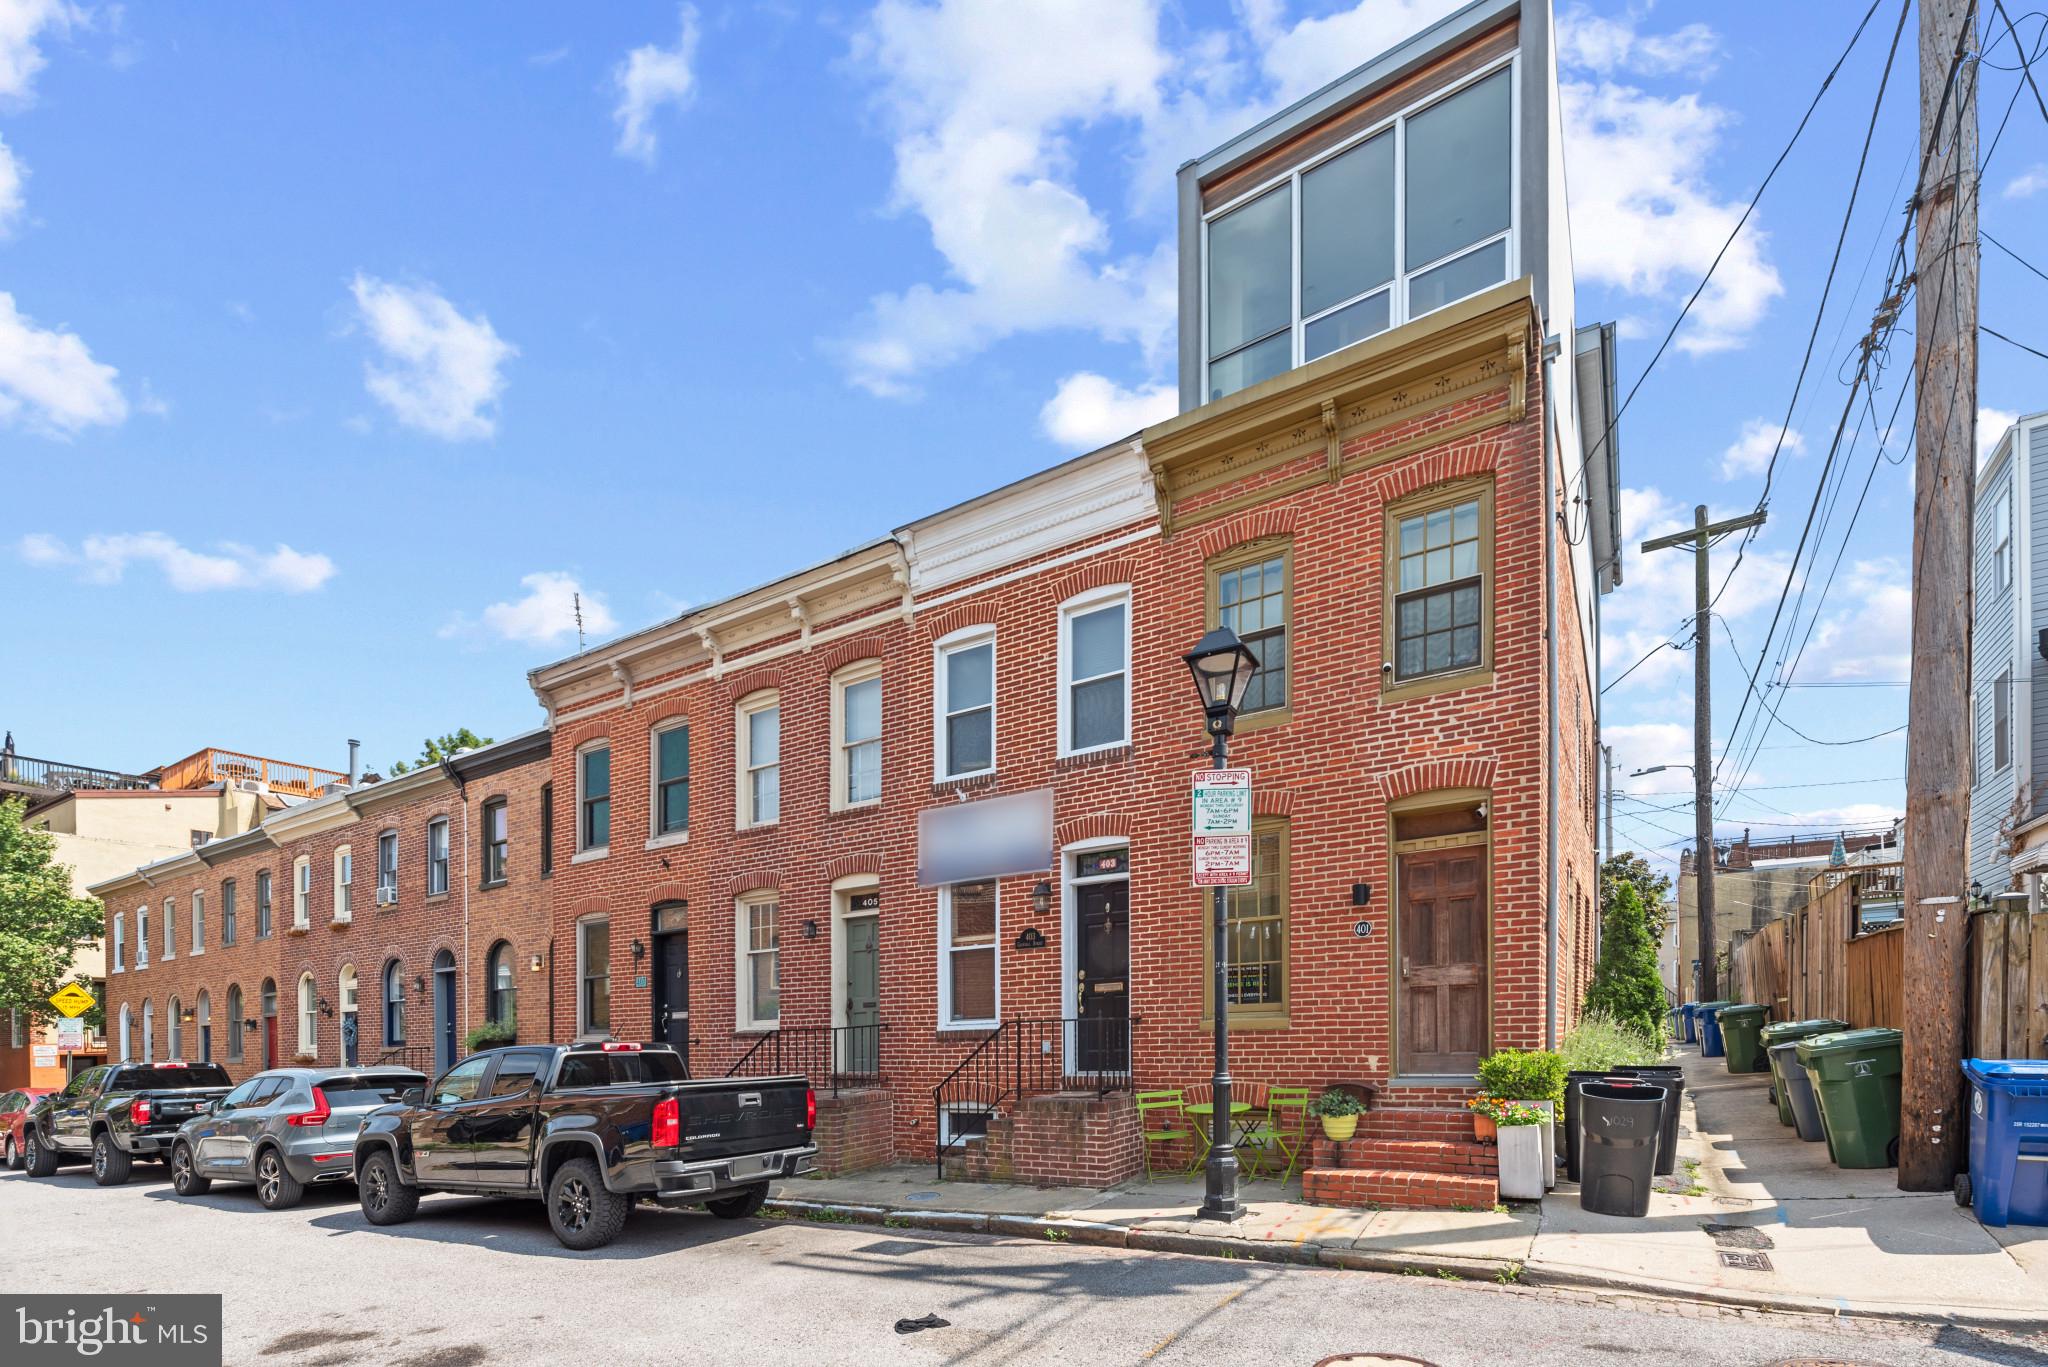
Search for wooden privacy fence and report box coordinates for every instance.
[1728,862,2048,1059]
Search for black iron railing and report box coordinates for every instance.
[931,1017,1133,1176]
[0,752,151,794]
[373,1044,437,1075]
[724,1023,887,1095]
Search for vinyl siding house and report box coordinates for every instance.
[1970,410,2048,894]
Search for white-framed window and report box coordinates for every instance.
[256,871,272,938]
[736,894,780,1029]
[935,628,996,780]
[427,818,450,895]
[168,995,182,1059]
[112,911,125,973]
[292,856,311,929]
[939,880,999,1029]
[577,743,611,854]
[577,916,610,1037]
[1058,587,1131,756]
[376,831,398,899]
[117,1004,131,1061]
[333,846,353,922]
[162,897,176,960]
[141,1000,154,1062]
[136,906,149,969]
[297,972,317,1057]
[191,890,205,956]
[651,722,690,839]
[1202,58,1516,402]
[831,661,883,810]
[1995,487,2014,590]
[737,692,781,828]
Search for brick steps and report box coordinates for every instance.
[1311,1136,1497,1177]
[1301,1110,1499,1211]
[1301,1165,1499,1210]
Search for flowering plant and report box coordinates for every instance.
[1493,1100,1549,1127]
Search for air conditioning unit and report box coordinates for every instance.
[376,887,398,907]
[236,778,268,794]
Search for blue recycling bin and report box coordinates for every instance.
[1680,1003,1698,1044]
[1696,1000,1735,1058]
[1960,1059,2048,1227]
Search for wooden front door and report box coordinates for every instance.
[842,915,879,1075]
[1396,846,1488,1075]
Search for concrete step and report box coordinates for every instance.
[1311,1136,1498,1176]
[1301,1165,1499,1211]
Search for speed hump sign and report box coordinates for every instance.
[48,982,97,1018]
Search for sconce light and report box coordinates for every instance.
[414,974,425,993]
[317,997,334,1019]
[1970,879,1986,908]
[241,1018,258,1032]
[1351,883,1372,907]
[1031,880,1052,916]
[631,938,646,962]
[529,954,544,972]
[802,920,818,940]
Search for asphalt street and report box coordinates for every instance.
[3,1164,2044,1367]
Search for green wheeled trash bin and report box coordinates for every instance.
[1797,1028,1904,1168]
[1760,1019,1848,1125]
[1696,1000,1737,1058]
[1717,1003,1771,1074]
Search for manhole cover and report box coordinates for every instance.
[1313,1358,1441,1366]
[1718,1250,1773,1272]
[903,1191,940,1202]
[1701,1222,1774,1250]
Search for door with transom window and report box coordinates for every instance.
[1393,800,1490,1076]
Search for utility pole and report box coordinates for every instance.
[1899,0,1978,1194]
[1641,504,1766,1004]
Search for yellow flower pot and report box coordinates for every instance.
[1320,1114,1359,1142]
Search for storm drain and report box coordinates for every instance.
[1718,1250,1775,1272]
[1700,1222,1775,1250]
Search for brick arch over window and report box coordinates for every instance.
[726,870,780,899]
[569,896,612,920]
[918,604,991,643]
[560,720,612,753]
[1377,758,1498,803]
[1056,813,1130,847]
[644,699,691,729]
[1196,508,1300,560]
[647,882,690,908]
[824,853,881,882]
[1050,557,1138,605]
[1253,787,1295,817]
[723,666,782,702]
[820,635,888,675]
[1367,436,1503,506]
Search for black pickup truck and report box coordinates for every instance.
[353,1041,815,1249]
[25,1061,235,1186]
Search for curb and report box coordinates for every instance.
[763,1198,2048,1333]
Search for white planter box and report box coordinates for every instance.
[1529,1099,1556,1188]
[1497,1124,1546,1200]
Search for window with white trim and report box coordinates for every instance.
[652,723,690,837]
[333,846,352,922]
[738,693,781,828]
[136,906,149,968]
[1060,589,1130,755]
[297,972,317,1057]
[292,856,311,929]
[1996,668,2013,771]
[376,831,398,899]
[936,631,995,779]
[1995,487,2014,590]
[831,662,882,810]
[256,871,272,938]
[737,895,780,1029]
[577,917,610,1037]
[112,911,125,973]
[939,880,999,1028]
[481,801,508,885]
[162,897,176,960]
[221,880,236,946]
[427,818,450,895]
[1203,63,1514,401]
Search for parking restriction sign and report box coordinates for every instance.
[1192,834,1253,886]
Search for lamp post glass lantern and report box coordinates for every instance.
[1182,626,1260,1223]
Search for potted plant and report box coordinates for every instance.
[1494,1101,1549,1200]
[1466,1094,1506,1143]
[1309,1088,1367,1141]
[1477,1048,1565,1184]
[465,1018,517,1052]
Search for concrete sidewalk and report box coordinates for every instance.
[770,1047,2048,1329]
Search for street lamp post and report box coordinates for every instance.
[1182,626,1261,1224]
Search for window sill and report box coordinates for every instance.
[286,927,308,938]
[938,1021,999,1034]
[735,1024,779,1036]
[735,822,780,837]
[1199,1012,1292,1031]
[826,802,880,820]
[478,879,508,892]
[425,892,449,904]
[645,830,690,851]
[190,949,204,957]
[1380,666,1494,705]
[1055,744,1130,771]
[931,770,999,793]
[1233,705,1293,734]
[571,847,609,866]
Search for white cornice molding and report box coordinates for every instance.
[899,444,1156,594]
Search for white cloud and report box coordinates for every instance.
[348,274,516,441]
[1719,417,1804,480]
[1039,372,1173,448]
[1792,558,1912,683]
[1556,3,1718,77]
[19,531,337,592]
[0,133,23,236]
[1243,0,1464,100]
[2003,165,2048,200]
[1604,720,1695,785]
[611,5,699,165]
[1982,406,2019,465]
[444,572,618,647]
[0,0,74,105]
[0,289,125,435]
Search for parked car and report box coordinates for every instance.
[2,1087,55,1170]
[168,1066,428,1208]
[354,1041,815,1249]
[23,1060,235,1185]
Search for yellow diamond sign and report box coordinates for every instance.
[48,982,96,1018]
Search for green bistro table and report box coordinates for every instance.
[1185,1100,1253,1175]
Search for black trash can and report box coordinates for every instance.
[1563,1070,1608,1183]
[1613,1065,1685,1176]
[1579,1081,1666,1217]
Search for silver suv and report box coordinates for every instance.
[168,1067,425,1209]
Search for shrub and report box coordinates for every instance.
[1309,1088,1367,1118]
[465,1019,517,1052]
[1558,1012,1664,1072]
[1584,877,1668,1040]
[1476,1049,1565,1105]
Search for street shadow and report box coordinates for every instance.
[143,1181,358,1215]
[305,1193,766,1261]
[1933,1325,2048,1366]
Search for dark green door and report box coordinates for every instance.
[843,916,879,1076]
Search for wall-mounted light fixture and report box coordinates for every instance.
[802,920,818,940]
[1031,881,1052,916]
[1351,883,1372,907]
[317,997,334,1019]
[414,974,425,993]
[529,954,544,972]
[631,938,646,962]
[241,1018,258,1032]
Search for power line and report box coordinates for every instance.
[1984,323,2048,361]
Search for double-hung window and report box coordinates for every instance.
[163,898,176,959]
[738,896,780,1028]
[940,881,998,1028]
[1388,484,1491,686]
[738,694,780,828]
[1994,488,2014,590]
[578,745,611,853]
[540,784,554,877]
[1211,545,1290,716]
[578,917,610,1037]
[482,800,509,885]
[333,847,352,922]
[376,831,398,901]
[1214,821,1291,1022]
[653,724,690,837]
[1060,590,1130,755]
[137,906,149,968]
[256,871,272,938]
[292,857,311,929]
[221,880,236,946]
[1204,64,1513,401]
[936,632,995,779]
[427,818,450,895]
[191,890,205,955]
[113,912,125,972]
[832,664,882,809]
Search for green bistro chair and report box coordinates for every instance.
[1135,1090,1191,1182]
[1241,1086,1312,1186]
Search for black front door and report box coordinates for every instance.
[653,931,690,1069]
[1076,881,1130,1073]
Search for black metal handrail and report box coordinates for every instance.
[724,1023,887,1095]
[0,752,151,794]
[373,1044,436,1075]
[931,1017,1133,1176]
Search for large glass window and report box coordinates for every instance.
[482,800,509,884]
[579,746,611,850]
[939,636,995,777]
[741,699,780,827]
[1223,824,1289,1015]
[842,677,881,806]
[942,881,998,1027]
[1213,547,1289,714]
[1205,65,1513,400]
[741,898,780,1027]
[1063,595,1129,753]
[1394,495,1484,680]
[655,725,690,835]
[579,919,610,1036]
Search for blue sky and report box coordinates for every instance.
[2,1,2043,864]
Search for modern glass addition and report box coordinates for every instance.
[580,746,611,850]
[1064,597,1129,753]
[940,638,994,777]
[482,800,509,884]
[655,725,690,834]
[1394,497,1483,679]
[1205,65,1513,401]
[843,677,881,805]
